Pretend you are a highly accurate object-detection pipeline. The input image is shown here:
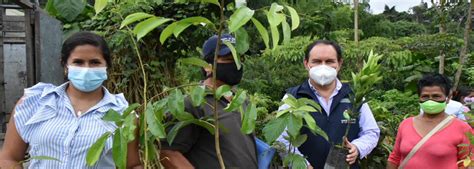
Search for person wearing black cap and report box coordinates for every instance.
[160,34,258,169]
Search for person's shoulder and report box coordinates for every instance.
[399,117,414,127]
[110,93,128,106]
[285,83,304,96]
[451,117,472,130]
[24,82,58,97]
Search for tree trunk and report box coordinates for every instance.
[437,0,447,74]
[453,1,472,92]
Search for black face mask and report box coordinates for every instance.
[207,63,243,86]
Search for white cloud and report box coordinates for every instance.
[369,0,424,14]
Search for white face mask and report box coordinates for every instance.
[309,65,337,86]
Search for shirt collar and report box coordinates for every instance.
[40,82,120,108]
[307,78,342,97]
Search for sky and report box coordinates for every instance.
[369,0,425,14]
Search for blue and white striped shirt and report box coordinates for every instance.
[14,82,128,168]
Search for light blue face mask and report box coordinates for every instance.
[67,66,107,92]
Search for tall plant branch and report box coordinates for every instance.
[212,0,227,168]
[119,12,151,168]
[129,32,150,169]
[453,0,472,92]
[433,0,447,74]
[353,0,359,46]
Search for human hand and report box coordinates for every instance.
[344,137,359,165]
[307,165,313,169]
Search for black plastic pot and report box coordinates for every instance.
[324,146,349,169]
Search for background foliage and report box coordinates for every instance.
[43,0,474,168]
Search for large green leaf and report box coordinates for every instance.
[146,139,158,162]
[296,105,317,113]
[222,41,241,70]
[86,132,112,166]
[287,114,302,137]
[292,134,307,147]
[235,28,249,55]
[270,25,279,49]
[283,154,307,169]
[191,119,215,135]
[54,0,86,22]
[123,113,137,141]
[282,95,298,108]
[201,0,220,6]
[180,57,211,69]
[120,12,154,29]
[94,0,108,15]
[267,3,285,26]
[298,98,321,112]
[122,103,141,119]
[173,22,193,38]
[168,89,185,117]
[103,109,122,124]
[251,18,269,49]
[303,113,316,132]
[285,5,300,31]
[314,127,329,142]
[215,85,232,100]
[241,102,257,134]
[263,114,288,143]
[167,120,193,145]
[228,6,255,33]
[190,86,206,107]
[146,103,166,139]
[112,129,127,169]
[160,22,178,44]
[173,17,215,37]
[276,109,290,118]
[45,0,58,16]
[282,19,291,44]
[133,17,172,40]
[224,90,247,112]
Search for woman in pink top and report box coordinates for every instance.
[387,73,473,169]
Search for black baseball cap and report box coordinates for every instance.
[202,34,236,62]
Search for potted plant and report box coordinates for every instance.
[324,51,383,169]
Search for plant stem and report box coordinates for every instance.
[117,9,151,168]
[212,0,226,168]
[344,120,351,145]
[129,34,150,168]
[148,83,200,102]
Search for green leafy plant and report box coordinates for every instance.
[262,95,328,168]
[342,51,383,138]
[82,0,301,168]
[457,110,474,167]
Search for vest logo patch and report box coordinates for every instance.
[341,119,357,124]
[340,98,351,103]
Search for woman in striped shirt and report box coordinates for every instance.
[0,31,141,168]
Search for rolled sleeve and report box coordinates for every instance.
[351,103,380,159]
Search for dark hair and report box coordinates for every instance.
[60,31,111,67]
[453,86,473,102]
[417,73,452,96]
[304,40,343,61]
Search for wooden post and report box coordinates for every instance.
[25,9,35,86]
[354,0,359,46]
[0,6,5,134]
